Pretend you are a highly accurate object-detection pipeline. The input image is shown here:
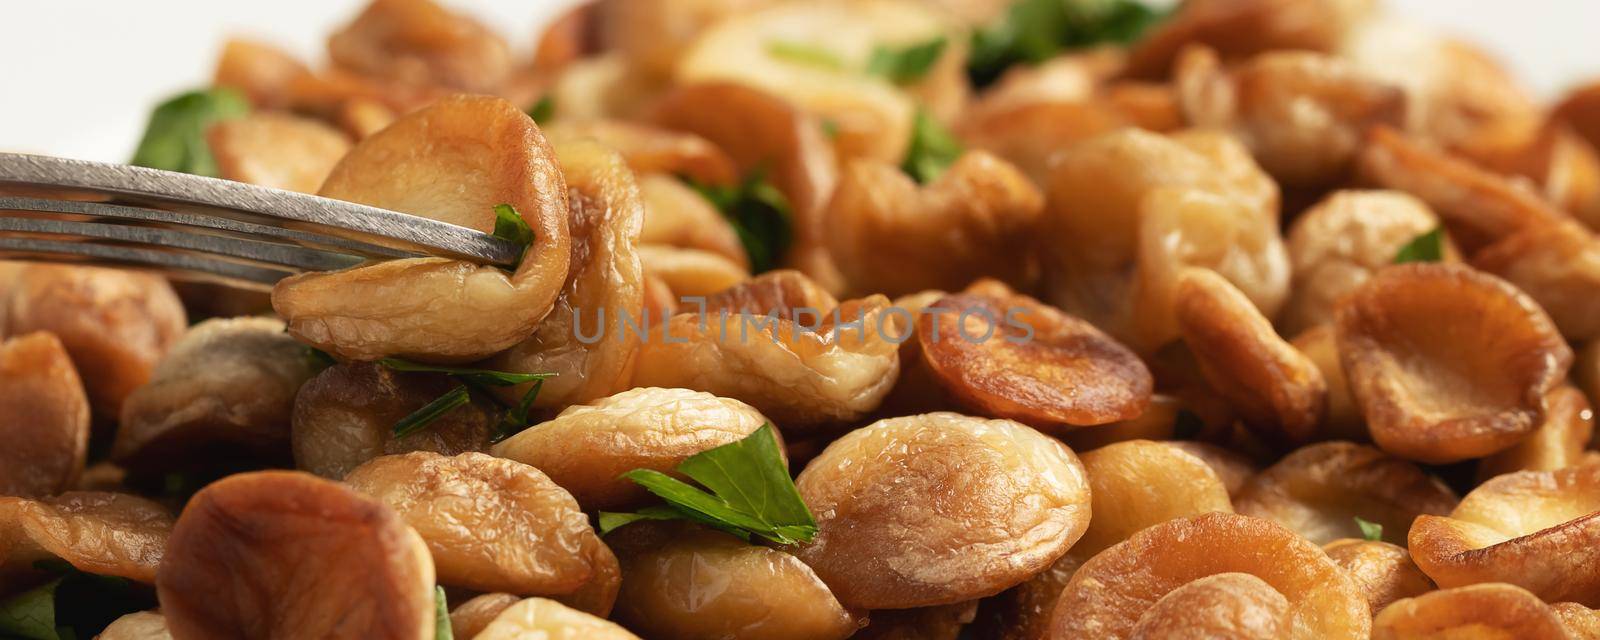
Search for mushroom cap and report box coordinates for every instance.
[1050,512,1370,640]
[156,470,436,640]
[327,0,512,93]
[1477,384,1595,482]
[1322,539,1435,613]
[207,113,349,194]
[1335,263,1572,463]
[1372,583,1570,640]
[1234,441,1458,545]
[794,412,1090,610]
[0,332,88,497]
[1475,219,1600,342]
[1409,462,1600,605]
[491,387,772,510]
[472,597,642,640]
[1075,439,1234,557]
[0,491,171,585]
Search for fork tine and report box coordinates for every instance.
[0,152,521,266]
[0,237,293,288]
[0,216,363,272]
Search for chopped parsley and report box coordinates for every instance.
[901,108,964,184]
[1393,228,1444,264]
[968,0,1169,87]
[1355,516,1384,542]
[129,88,250,176]
[687,171,795,273]
[867,37,948,84]
[527,95,556,123]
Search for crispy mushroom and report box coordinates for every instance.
[1176,48,1405,188]
[824,151,1044,297]
[793,413,1090,610]
[916,284,1153,431]
[1126,0,1372,78]
[1166,441,1260,500]
[596,0,772,79]
[0,492,171,586]
[1475,219,1600,341]
[635,173,749,268]
[970,552,1085,640]
[471,597,641,640]
[1049,512,1370,639]
[1477,385,1595,481]
[1280,190,1447,337]
[491,387,771,510]
[449,593,520,640]
[958,99,1138,188]
[483,139,645,408]
[1041,129,1286,351]
[1554,602,1600,639]
[1334,263,1572,463]
[1322,539,1435,613]
[4,264,186,418]
[1371,583,1569,640]
[1234,441,1456,545]
[99,610,172,640]
[327,0,511,92]
[290,362,495,480]
[206,113,350,194]
[344,452,619,614]
[637,244,750,298]
[606,522,859,640]
[0,332,88,497]
[156,471,435,640]
[547,53,671,122]
[114,318,319,479]
[542,119,738,187]
[702,269,838,317]
[1468,122,1600,230]
[1175,269,1326,443]
[854,601,977,639]
[1058,394,1182,452]
[1356,126,1565,253]
[651,82,843,291]
[631,295,899,436]
[1557,82,1600,152]
[1409,462,1600,604]
[212,38,306,108]
[272,95,572,363]
[1075,440,1234,557]
[1289,324,1364,442]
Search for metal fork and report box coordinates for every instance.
[0,153,520,289]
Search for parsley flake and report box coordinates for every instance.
[968,0,1169,87]
[766,41,847,71]
[867,37,948,84]
[130,88,251,176]
[1393,228,1444,264]
[687,171,795,273]
[1355,516,1384,542]
[902,108,964,184]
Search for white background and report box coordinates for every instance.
[1,1,1596,161]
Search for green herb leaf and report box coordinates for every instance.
[0,564,153,640]
[820,118,841,139]
[968,0,1169,87]
[0,578,61,640]
[902,109,964,184]
[378,359,554,388]
[867,37,948,84]
[433,586,452,640]
[603,425,816,544]
[597,505,689,536]
[1355,516,1384,542]
[687,172,795,273]
[1393,228,1444,264]
[766,40,847,71]
[490,379,545,445]
[527,95,556,123]
[491,203,535,265]
[129,88,250,176]
[393,385,472,438]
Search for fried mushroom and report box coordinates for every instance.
[0,492,171,585]
[327,0,512,93]
[1049,512,1370,639]
[635,174,750,268]
[825,151,1043,298]
[854,601,977,639]
[290,362,495,479]
[1334,263,1572,463]
[1126,0,1372,78]
[1409,462,1600,605]
[156,471,435,640]
[4,264,185,418]
[542,119,738,186]
[449,593,520,640]
[1288,325,1364,442]
[637,244,750,298]
[0,332,88,497]
[1477,385,1595,481]
[793,413,1090,610]
[1075,440,1234,557]
[1234,441,1457,545]
[344,452,619,614]
[115,318,319,479]
[212,38,308,108]
[491,387,771,510]
[206,113,350,194]
[99,611,172,640]
[1475,219,1600,341]
[1322,539,1435,613]
[472,597,641,640]
[272,95,572,363]
[1371,583,1569,640]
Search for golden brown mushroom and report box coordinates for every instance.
[969,552,1085,640]
[1074,440,1234,557]
[1554,602,1600,639]
[1476,219,1600,341]
[483,139,645,409]
[637,244,750,298]
[596,0,772,80]
[824,151,1043,298]
[1234,441,1457,545]
[0,492,171,587]
[328,0,511,93]
[1288,325,1365,442]
[542,119,738,186]
[156,471,435,640]
[606,522,859,640]
[471,597,642,640]
[916,284,1153,431]
[1371,583,1569,640]
[290,362,495,479]
[854,601,977,639]
[115,318,319,479]
[702,269,838,317]
[1050,512,1370,639]
[1280,190,1447,337]
[1322,539,1435,613]
[1409,462,1600,605]
[793,413,1090,610]
[1166,440,1260,500]
[1556,82,1600,153]
[212,38,308,109]
[1175,269,1327,443]
[636,174,749,267]
[0,332,88,497]
[448,593,520,640]
[1477,385,1595,481]
[272,95,572,363]
[491,387,772,510]
[1176,47,1405,188]
[344,452,619,614]
[207,113,350,194]
[98,610,172,640]
[631,295,899,436]
[4,264,185,419]
[1126,0,1372,78]
[1335,263,1572,463]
